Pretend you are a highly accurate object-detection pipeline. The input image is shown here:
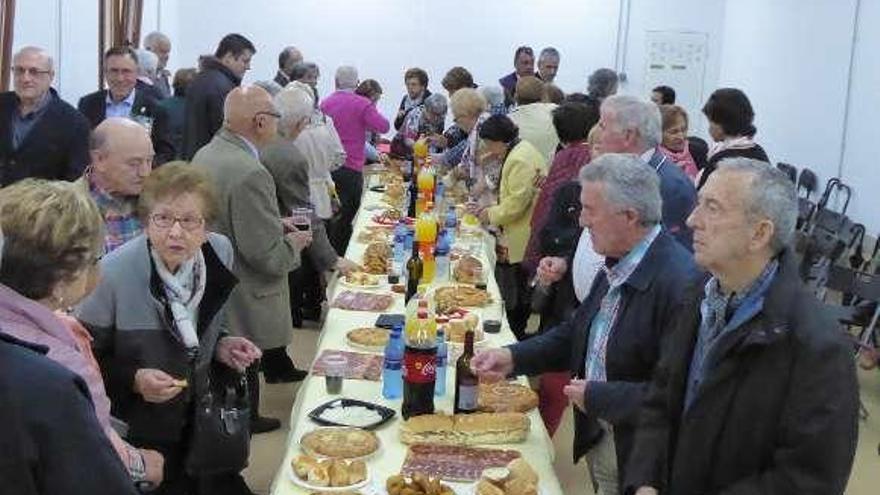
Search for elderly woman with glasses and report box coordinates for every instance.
[393,93,448,159]
[77,162,260,494]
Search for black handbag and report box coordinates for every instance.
[495,262,524,313]
[184,360,251,476]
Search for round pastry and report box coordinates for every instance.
[301,427,380,459]
[478,382,539,413]
[346,327,390,350]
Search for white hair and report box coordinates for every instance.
[579,152,662,226]
[424,93,448,116]
[13,46,54,71]
[143,31,170,49]
[135,49,158,78]
[275,87,315,138]
[335,66,358,90]
[602,95,662,150]
[717,158,798,253]
[479,86,505,108]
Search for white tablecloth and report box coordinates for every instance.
[269,179,564,495]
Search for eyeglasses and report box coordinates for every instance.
[12,67,51,77]
[150,213,204,231]
[255,110,281,119]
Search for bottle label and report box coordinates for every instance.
[384,357,402,371]
[457,384,478,410]
[435,353,446,368]
[403,352,436,384]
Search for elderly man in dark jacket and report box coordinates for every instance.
[626,158,859,495]
[473,153,699,495]
[183,33,255,159]
[0,46,90,186]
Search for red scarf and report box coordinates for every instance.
[660,141,699,179]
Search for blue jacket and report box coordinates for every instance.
[509,230,699,482]
[646,148,696,250]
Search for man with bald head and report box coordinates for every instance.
[76,117,155,253]
[0,46,91,186]
[193,85,311,434]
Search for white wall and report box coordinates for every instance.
[840,0,880,235]
[717,0,858,184]
[168,0,621,129]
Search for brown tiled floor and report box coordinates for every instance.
[243,324,880,495]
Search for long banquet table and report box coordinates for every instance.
[269,173,564,495]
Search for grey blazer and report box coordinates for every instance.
[260,139,339,272]
[76,233,237,443]
[192,129,300,349]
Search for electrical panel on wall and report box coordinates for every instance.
[644,31,708,118]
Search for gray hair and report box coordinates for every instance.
[291,61,319,81]
[579,153,662,226]
[587,68,618,99]
[424,93,448,116]
[602,95,662,149]
[13,46,54,71]
[716,158,798,254]
[135,49,158,78]
[479,86,505,108]
[539,47,560,61]
[335,65,358,90]
[143,31,170,49]
[275,87,315,138]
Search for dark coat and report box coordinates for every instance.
[393,88,432,130]
[536,180,583,331]
[624,249,859,495]
[0,89,90,186]
[647,148,697,250]
[77,88,176,165]
[510,231,699,482]
[697,143,770,190]
[76,234,238,443]
[0,333,137,495]
[183,58,241,160]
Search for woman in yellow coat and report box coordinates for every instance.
[468,114,547,339]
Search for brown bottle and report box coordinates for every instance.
[453,330,478,414]
[405,241,423,303]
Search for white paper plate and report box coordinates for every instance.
[288,464,371,492]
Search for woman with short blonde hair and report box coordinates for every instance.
[0,179,166,488]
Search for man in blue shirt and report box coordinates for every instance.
[627,158,858,495]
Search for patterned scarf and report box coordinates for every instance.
[660,141,699,179]
[150,246,206,350]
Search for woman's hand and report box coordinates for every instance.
[133,369,185,403]
[335,257,362,276]
[215,336,262,372]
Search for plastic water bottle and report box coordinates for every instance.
[404,228,414,254]
[435,181,446,216]
[445,205,457,245]
[435,229,451,283]
[434,322,448,397]
[382,323,404,399]
[393,219,407,265]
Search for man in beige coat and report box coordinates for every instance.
[192,85,311,433]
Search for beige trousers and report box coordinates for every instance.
[585,420,619,495]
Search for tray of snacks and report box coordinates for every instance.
[300,426,381,460]
[289,453,370,492]
[372,208,403,226]
[308,398,396,430]
[473,459,540,495]
[400,412,530,446]
[332,290,394,312]
[312,350,384,381]
[433,285,492,315]
[477,382,539,413]
[386,473,457,495]
[452,255,485,285]
[400,445,522,482]
[444,314,482,345]
[357,226,394,243]
[346,327,390,352]
[340,272,382,289]
[362,242,391,275]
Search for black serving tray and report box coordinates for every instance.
[307,398,396,430]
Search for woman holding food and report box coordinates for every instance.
[0,179,165,489]
[76,163,261,495]
[467,114,547,340]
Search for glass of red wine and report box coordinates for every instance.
[290,207,313,232]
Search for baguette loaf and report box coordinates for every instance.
[400,412,530,445]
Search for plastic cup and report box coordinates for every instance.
[322,354,347,394]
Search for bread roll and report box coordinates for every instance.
[292,454,319,478]
[329,460,349,487]
[400,412,529,445]
[476,479,505,495]
[504,478,538,495]
[507,458,539,485]
[347,459,367,484]
[306,460,330,487]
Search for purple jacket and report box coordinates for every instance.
[320,90,390,172]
